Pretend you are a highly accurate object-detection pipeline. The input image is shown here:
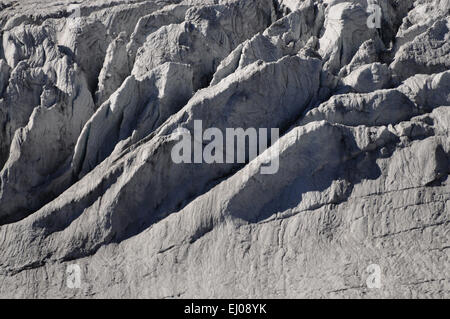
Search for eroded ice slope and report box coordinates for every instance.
[0,0,449,298]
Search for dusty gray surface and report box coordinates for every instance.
[0,0,449,298]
